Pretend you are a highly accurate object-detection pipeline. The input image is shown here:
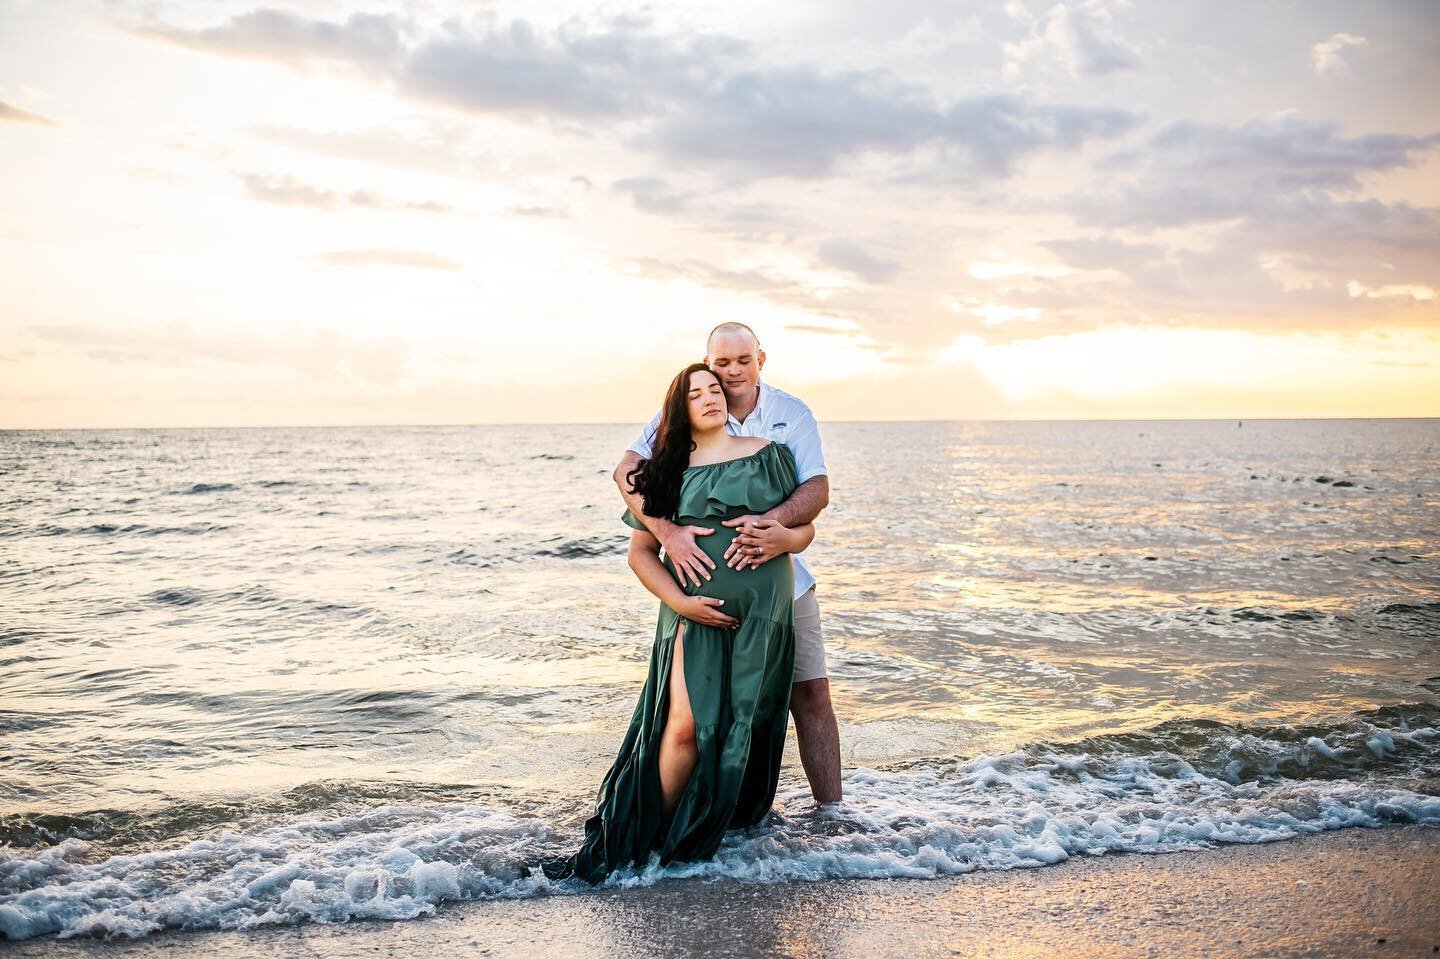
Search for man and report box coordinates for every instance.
[612,322,842,805]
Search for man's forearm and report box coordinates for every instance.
[784,522,816,554]
[761,475,829,527]
[614,453,675,539]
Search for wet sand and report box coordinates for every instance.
[12,826,1438,958]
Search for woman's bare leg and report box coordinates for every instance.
[657,623,698,822]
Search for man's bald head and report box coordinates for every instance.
[706,322,760,356]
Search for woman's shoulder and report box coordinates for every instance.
[732,437,793,467]
[736,436,772,455]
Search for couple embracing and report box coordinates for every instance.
[561,322,841,883]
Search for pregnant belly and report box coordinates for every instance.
[664,523,794,615]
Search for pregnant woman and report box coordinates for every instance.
[563,362,812,883]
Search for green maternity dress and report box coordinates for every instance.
[567,441,799,883]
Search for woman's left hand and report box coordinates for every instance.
[727,519,791,570]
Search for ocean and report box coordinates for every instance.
[2,419,1437,941]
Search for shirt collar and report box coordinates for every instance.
[728,380,766,427]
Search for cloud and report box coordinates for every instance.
[506,204,569,218]
[137,9,1139,183]
[240,172,340,208]
[1312,33,1368,75]
[1053,113,1440,310]
[1346,280,1436,301]
[961,116,1440,338]
[608,176,804,239]
[1040,236,1168,271]
[238,172,453,213]
[132,9,408,71]
[624,256,874,325]
[0,99,57,126]
[611,176,694,214]
[783,323,864,337]
[28,323,410,385]
[1003,1,1141,79]
[310,249,462,271]
[1074,113,1440,228]
[249,122,499,179]
[102,3,1440,359]
[398,16,673,119]
[1241,197,1440,283]
[627,256,788,294]
[1028,195,1440,333]
[816,238,900,283]
[640,72,1137,180]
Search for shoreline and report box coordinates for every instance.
[11,825,1438,958]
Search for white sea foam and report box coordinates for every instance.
[0,806,555,941]
[3,715,1436,942]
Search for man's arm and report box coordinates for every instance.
[614,451,666,533]
[761,475,829,527]
[721,475,829,569]
[613,449,717,588]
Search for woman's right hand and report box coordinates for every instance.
[676,595,739,629]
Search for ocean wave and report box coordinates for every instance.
[0,807,552,941]
[433,534,627,566]
[1230,606,1324,623]
[135,584,374,619]
[1377,600,1440,617]
[146,587,205,607]
[3,707,1436,942]
[435,547,498,568]
[16,522,230,538]
[1242,472,1372,489]
[175,483,238,495]
[0,782,492,853]
[534,535,627,559]
[1016,703,1440,784]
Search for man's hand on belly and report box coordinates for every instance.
[721,515,762,569]
[659,524,717,588]
[725,518,791,571]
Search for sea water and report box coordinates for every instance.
[1,419,1437,939]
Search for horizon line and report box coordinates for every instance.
[3,414,1439,432]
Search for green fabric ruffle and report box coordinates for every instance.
[622,441,798,530]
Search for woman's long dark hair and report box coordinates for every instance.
[627,363,721,518]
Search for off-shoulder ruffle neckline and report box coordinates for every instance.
[684,441,776,472]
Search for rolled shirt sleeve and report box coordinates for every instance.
[784,406,829,483]
[621,509,646,530]
[628,412,662,459]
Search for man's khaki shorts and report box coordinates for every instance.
[792,586,827,683]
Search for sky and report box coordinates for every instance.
[2,0,1438,427]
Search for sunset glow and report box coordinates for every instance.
[2,1,1437,427]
